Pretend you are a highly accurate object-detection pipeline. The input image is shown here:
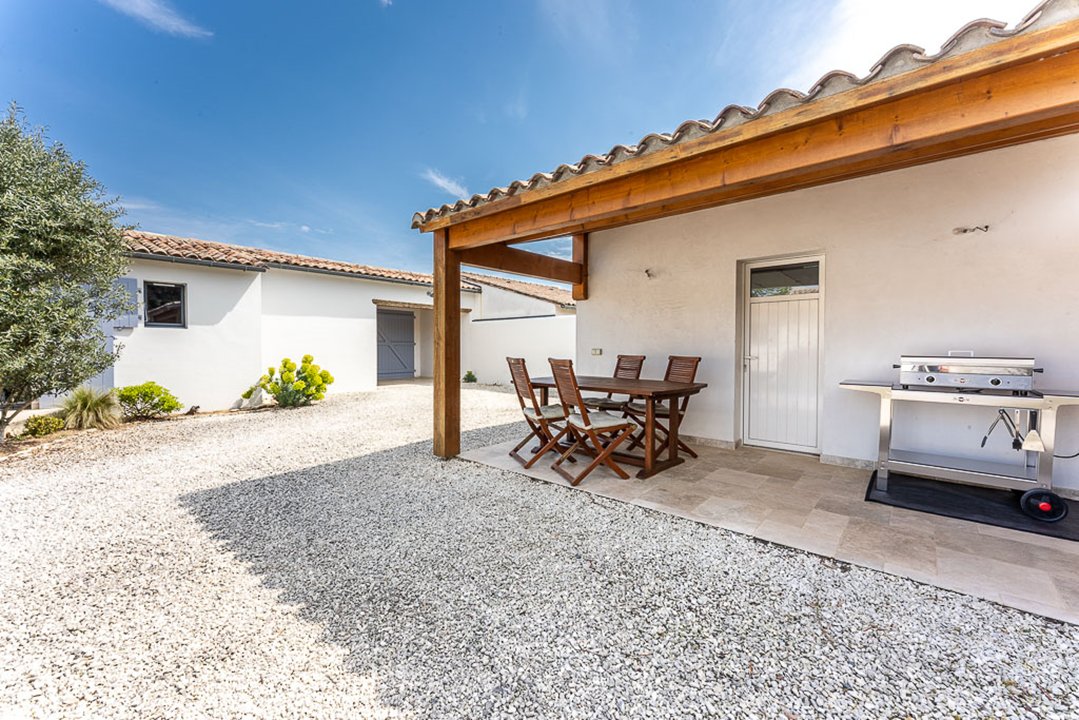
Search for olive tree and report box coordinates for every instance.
[0,104,131,441]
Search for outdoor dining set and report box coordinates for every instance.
[506,355,708,485]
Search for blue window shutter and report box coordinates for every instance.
[113,277,139,328]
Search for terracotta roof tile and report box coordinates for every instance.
[411,0,1073,228]
[125,230,480,291]
[461,272,574,308]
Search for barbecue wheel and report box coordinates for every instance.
[1018,489,1069,523]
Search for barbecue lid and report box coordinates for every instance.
[899,356,1036,374]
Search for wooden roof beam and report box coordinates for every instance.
[457,243,583,285]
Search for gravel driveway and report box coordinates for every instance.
[1,383,1077,719]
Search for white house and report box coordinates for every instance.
[414,1,1079,494]
[78,231,575,411]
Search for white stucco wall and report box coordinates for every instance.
[471,282,562,319]
[260,270,475,394]
[108,261,480,410]
[577,133,1079,489]
[114,260,263,411]
[467,315,577,386]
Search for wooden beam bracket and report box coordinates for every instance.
[572,233,588,301]
[458,243,583,285]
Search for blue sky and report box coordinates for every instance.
[1,0,1030,273]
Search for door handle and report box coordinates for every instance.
[743,356,758,362]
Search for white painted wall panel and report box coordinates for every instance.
[470,283,561,319]
[577,133,1079,489]
[113,260,263,411]
[259,270,456,394]
[466,315,577,386]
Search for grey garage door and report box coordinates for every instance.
[376,310,416,380]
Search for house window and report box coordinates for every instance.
[750,262,820,297]
[145,282,186,327]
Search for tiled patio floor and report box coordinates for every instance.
[462,440,1079,624]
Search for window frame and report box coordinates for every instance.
[143,281,188,328]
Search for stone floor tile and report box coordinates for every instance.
[935,547,1063,607]
[464,437,1079,623]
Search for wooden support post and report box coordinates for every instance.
[433,228,460,458]
[572,233,588,301]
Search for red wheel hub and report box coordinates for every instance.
[1038,501,1053,512]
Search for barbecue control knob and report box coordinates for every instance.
[990,377,1002,386]
[925,375,935,383]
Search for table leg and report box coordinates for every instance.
[667,396,681,463]
[540,387,549,406]
[643,397,655,476]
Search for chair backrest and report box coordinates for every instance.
[549,358,591,424]
[665,356,702,412]
[665,355,701,384]
[506,357,542,415]
[613,355,646,380]
[604,354,645,399]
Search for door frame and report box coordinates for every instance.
[738,252,825,454]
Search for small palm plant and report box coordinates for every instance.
[62,387,120,430]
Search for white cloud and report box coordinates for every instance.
[99,0,212,38]
[379,0,392,6]
[421,168,469,198]
[300,225,311,233]
[118,195,163,212]
[778,0,1030,92]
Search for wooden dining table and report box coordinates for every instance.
[530,375,708,479]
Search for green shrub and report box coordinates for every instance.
[463,370,477,383]
[22,415,64,438]
[258,355,334,407]
[62,387,120,430]
[116,382,183,420]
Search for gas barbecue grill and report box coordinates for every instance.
[843,354,1079,522]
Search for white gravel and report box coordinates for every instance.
[1,383,1077,719]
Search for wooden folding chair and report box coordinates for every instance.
[548,358,636,486]
[506,357,570,468]
[582,354,645,412]
[624,355,702,458]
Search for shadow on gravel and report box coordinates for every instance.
[178,421,553,712]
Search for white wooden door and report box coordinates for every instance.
[743,260,821,453]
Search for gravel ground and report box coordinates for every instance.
[1,383,1077,720]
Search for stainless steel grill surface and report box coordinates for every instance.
[898,355,1038,391]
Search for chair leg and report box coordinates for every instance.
[623,410,646,452]
[525,425,569,469]
[596,428,632,479]
[551,433,585,484]
[509,424,541,467]
[557,426,634,485]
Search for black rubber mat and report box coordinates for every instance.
[865,471,1078,541]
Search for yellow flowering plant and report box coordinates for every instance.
[253,355,335,407]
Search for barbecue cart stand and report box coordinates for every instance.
[842,381,1079,520]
